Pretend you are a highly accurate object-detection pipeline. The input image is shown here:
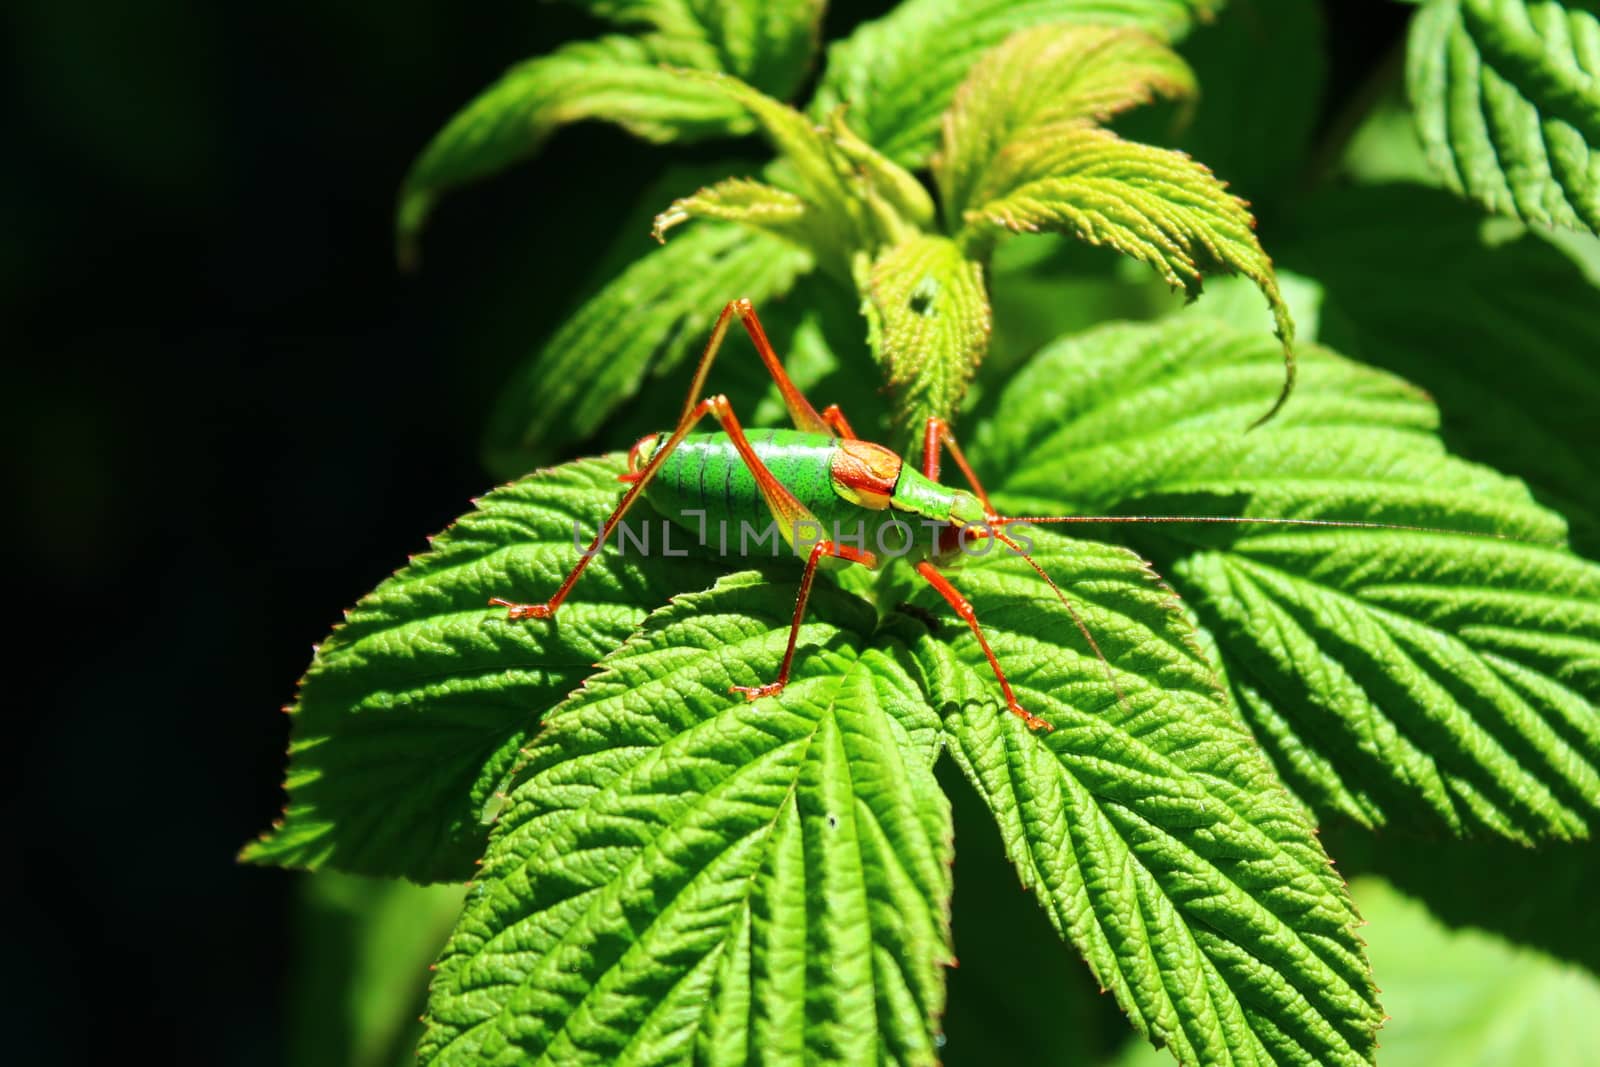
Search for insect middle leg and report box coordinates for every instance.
[733,539,878,700]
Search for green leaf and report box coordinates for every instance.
[398,0,827,260]
[241,456,728,882]
[1351,877,1600,1066]
[288,874,467,1067]
[981,317,1600,844]
[854,233,992,434]
[663,75,932,269]
[483,222,810,475]
[397,35,746,266]
[418,575,953,1065]
[918,535,1382,1066]
[1166,0,1327,206]
[957,125,1295,424]
[586,271,896,479]
[1407,0,1600,233]
[687,0,828,99]
[1110,876,1600,1067]
[824,109,939,235]
[933,23,1198,229]
[1338,85,1441,187]
[811,0,1221,167]
[1279,183,1600,553]
[652,177,809,245]
[1324,823,1600,978]
[936,761,1130,1067]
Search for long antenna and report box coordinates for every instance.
[987,527,1129,711]
[994,514,1530,541]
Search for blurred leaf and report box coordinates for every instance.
[1279,183,1600,553]
[1324,822,1600,978]
[825,109,939,232]
[854,233,992,434]
[1107,876,1600,1066]
[933,23,1198,228]
[418,575,953,1065]
[682,0,827,98]
[398,0,828,259]
[397,36,745,265]
[923,535,1381,1067]
[811,0,1222,167]
[555,0,825,89]
[1169,0,1326,206]
[241,457,727,882]
[597,271,890,450]
[983,235,1187,380]
[981,318,1600,843]
[1187,267,1324,344]
[484,222,810,477]
[688,74,865,236]
[957,125,1295,424]
[1339,86,1440,186]
[1407,0,1600,233]
[288,874,467,1067]
[1353,877,1600,1066]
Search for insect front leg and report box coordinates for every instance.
[914,560,1052,733]
[921,417,998,521]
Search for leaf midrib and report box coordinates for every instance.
[433,625,897,1064]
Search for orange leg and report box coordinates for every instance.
[491,393,824,618]
[915,560,1053,733]
[820,404,857,440]
[921,417,997,520]
[733,540,878,701]
[695,298,834,435]
[492,298,839,619]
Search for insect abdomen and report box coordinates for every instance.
[645,430,872,556]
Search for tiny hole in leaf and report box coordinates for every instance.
[909,275,940,317]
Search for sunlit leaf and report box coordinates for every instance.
[917,536,1381,1066]
[241,457,727,882]
[665,74,932,270]
[959,125,1294,423]
[982,317,1600,843]
[811,0,1221,166]
[1109,876,1600,1066]
[854,233,992,434]
[934,23,1197,227]
[652,177,809,245]
[418,575,953,1065]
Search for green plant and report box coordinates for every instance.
[247,2,1600,1064]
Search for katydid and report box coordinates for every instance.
[492,299,1468,734]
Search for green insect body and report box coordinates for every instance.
[638,429,986,567]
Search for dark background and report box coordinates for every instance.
[9,2,1406,1063]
